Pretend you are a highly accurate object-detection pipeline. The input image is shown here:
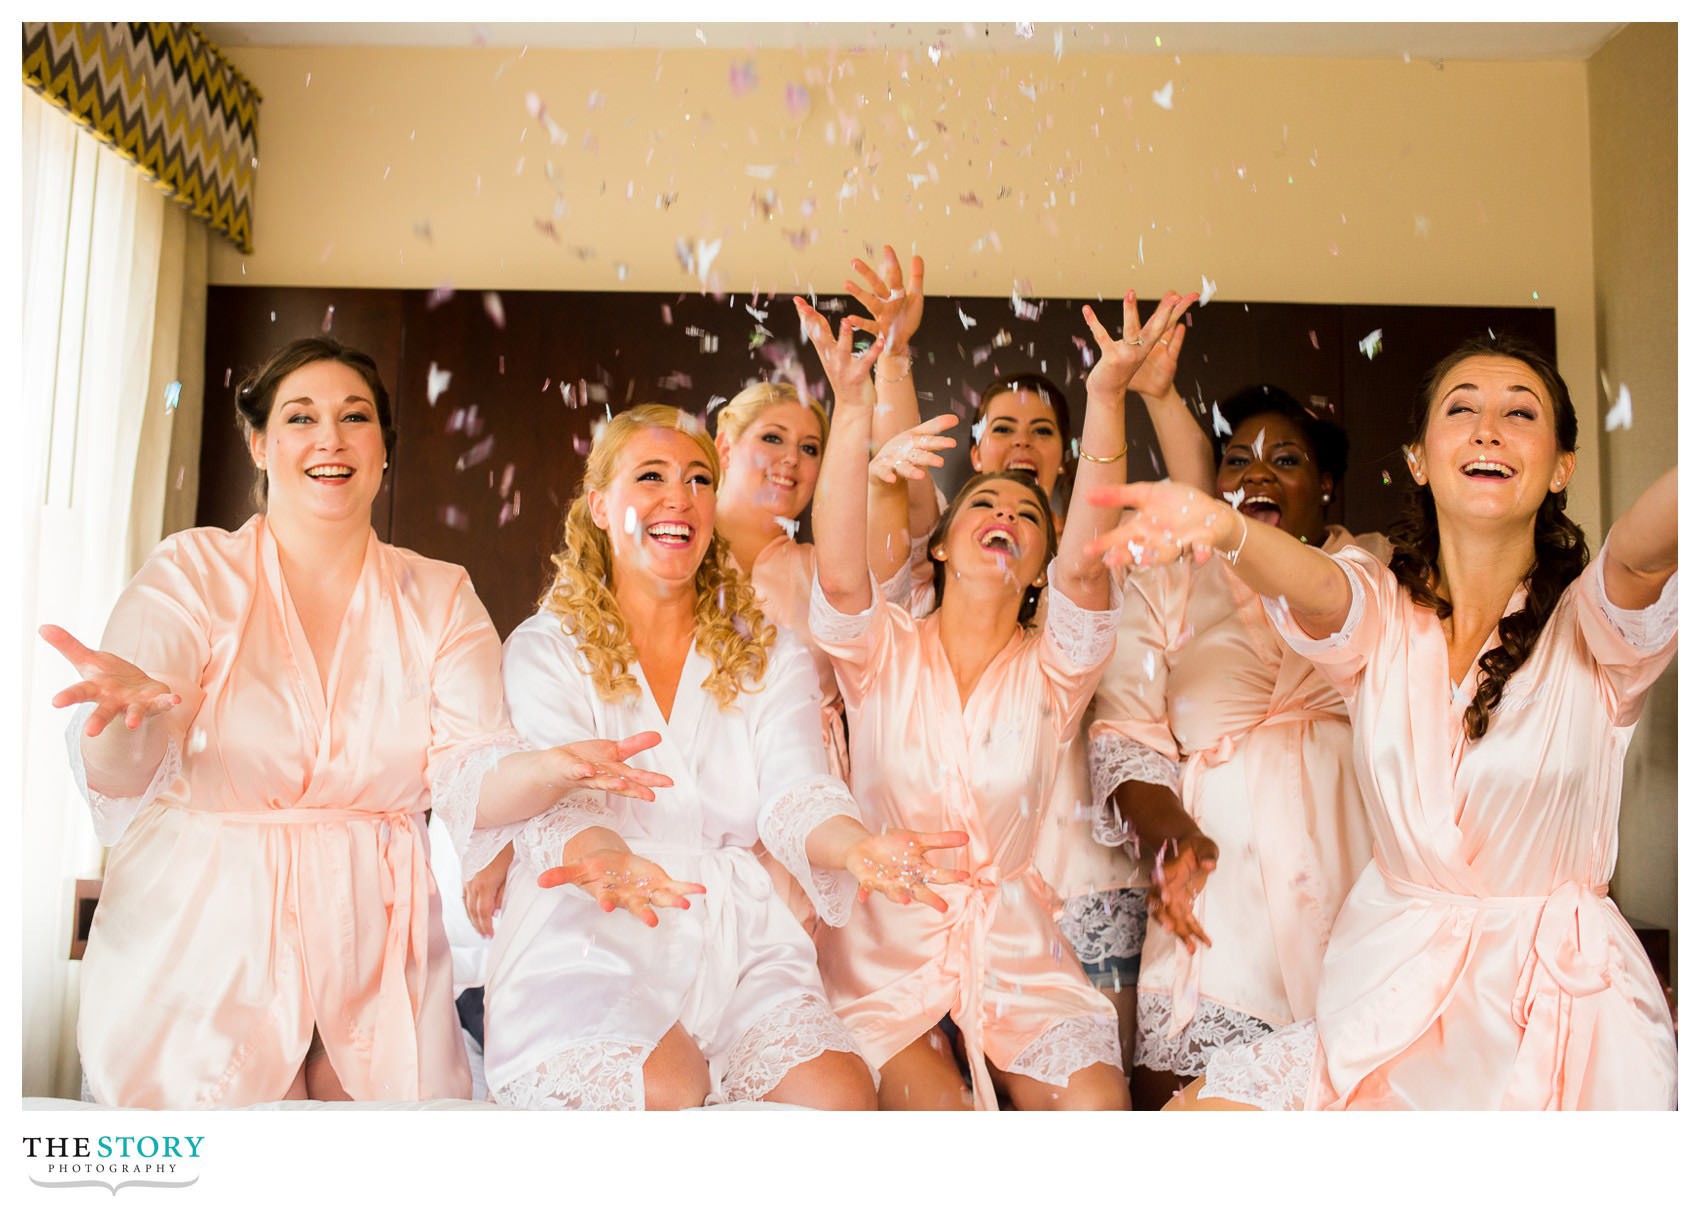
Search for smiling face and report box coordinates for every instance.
[248,359,387,527]
[937,474,1053,597]
[1216,412,1332,545]
[971,389,1065,495]
[715,399,824,522]
[588,426,717,590]
[1407,354,1575,528]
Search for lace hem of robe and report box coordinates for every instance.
[757,775,861,927]
[718,991,872,1103]
[1199,1018,1317,1111]
[1593,552,1679,652]
[1042,560,1122,669]
[432,735,531,875]
[65,704,183,848]
[514,792,617,878]
[1058,888,1148,964]
[1002,1014,1122,1086]
[489,1040,648,1110]
[1134,990,1278,1078]
[1086,732,1180,846]
[807,569,881,645]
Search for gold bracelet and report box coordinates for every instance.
[1219,509,1250,565]
[1078,443,1128,464]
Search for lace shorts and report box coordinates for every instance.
[1057,888,1147,990]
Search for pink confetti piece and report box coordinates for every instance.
[785,84,809,117]
[440,505,469,531]
[483,292,506,329]
[456,437,495,472]
[426,283,455,309]
[729,60,757,97]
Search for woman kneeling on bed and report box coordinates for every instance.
[471,402,967,1110]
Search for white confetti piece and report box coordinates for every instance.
[1152,81,1174,110]
[1604,382,1633,432]
[1357,328,1384,360]
[1199,275,1217,306]
[163,381,181,412]
[1222,487,1245,509]
[1014,22,1034,38]
[927,43,942,67]
[624,507,639,536]
[483,292,506,329]
[1211,402,1231,437]
[776,516,800,540]
[426,363,452,406]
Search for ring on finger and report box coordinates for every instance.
[1121,336,1145,348]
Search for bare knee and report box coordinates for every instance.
[1009,1063,1131,1111]
[643,1024,710,1111]
[765,1049,876,1111]
[1165,1074,1255,1111]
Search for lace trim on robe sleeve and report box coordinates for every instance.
[430,735,531,876]
[1043,560,1122,669]
[64,704,182,848]
[1086,732,1180,846]
[1262,551,1365,655]
[1594,555,1678,652]
[807,569,881,646]
[514,792,618,879]
[756,773,862,927]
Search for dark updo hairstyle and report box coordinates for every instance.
[1388,332,1587,742]
[233,337,396,504]
[1210,384,1349,487]
[924,470,1060,626]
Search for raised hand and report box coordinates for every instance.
[795,297,885,407]
[537,848,707,928]
[1127,308,1190,401]
[1083,480,1241,570]
[41,624,180,737]
[1082,290,1199,399]
[842,245,925,354]
[547,732,676,803]
[1149,833,1219,954]
[869,413,958,485]
[845,828,972,913]
[463,842,515,938]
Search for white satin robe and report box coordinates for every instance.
[1202,543,1678,1110]
[67,516,515,1107]
[475,612,868,1109]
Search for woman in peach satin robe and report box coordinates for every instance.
[43,338,667,1108]
[1091,334,1678,1110]
[799,288,1193,1110]
[1090,387,1383,1106]
[848,245,1213,1071]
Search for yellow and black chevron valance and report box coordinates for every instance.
[23,23,261,254]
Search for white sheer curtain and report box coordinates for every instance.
[19,86,207,1098]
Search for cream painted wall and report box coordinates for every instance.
[1587,24,1678,973]
[209,41,1607,541]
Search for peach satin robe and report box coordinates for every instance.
[809,568,1122,1108]
[67,517,514,1107]
[1204,545,1677,1110]
[1091,528,1382,1068]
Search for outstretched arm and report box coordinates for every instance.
[1601,466,1677,609]
[796,297,886,613]
[1054,290,1197,611]
[1084,480,1353,639]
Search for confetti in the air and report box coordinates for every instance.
[1198,276,1217,306]
[483,292,507,329]
[785,84,810,117]
[1211,402,1231,437]
[321,305,335,332]
[1382,470,1393,486]
[1357,328,1384,360]
[729,61,757,96]
[164,381,181,412]
[1604,382,1633,432]
[1152,81,1174,110]
[1014,22,1034,38]
[776,517,800,540]
[427,363,452,405]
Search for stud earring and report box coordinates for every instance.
[1322,491,1332,504]
[1033,573,1047,587]
[384,460,390,471]
[931,548,946,561]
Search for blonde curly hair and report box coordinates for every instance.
[539,404,776,709]
[712,380,830,447]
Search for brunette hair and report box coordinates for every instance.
[973,372,1075,512]
[1387,333,1588,741]
[233,337,396,504]
[924,470,1060,626]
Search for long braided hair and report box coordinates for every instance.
[1387,334,1588,741]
